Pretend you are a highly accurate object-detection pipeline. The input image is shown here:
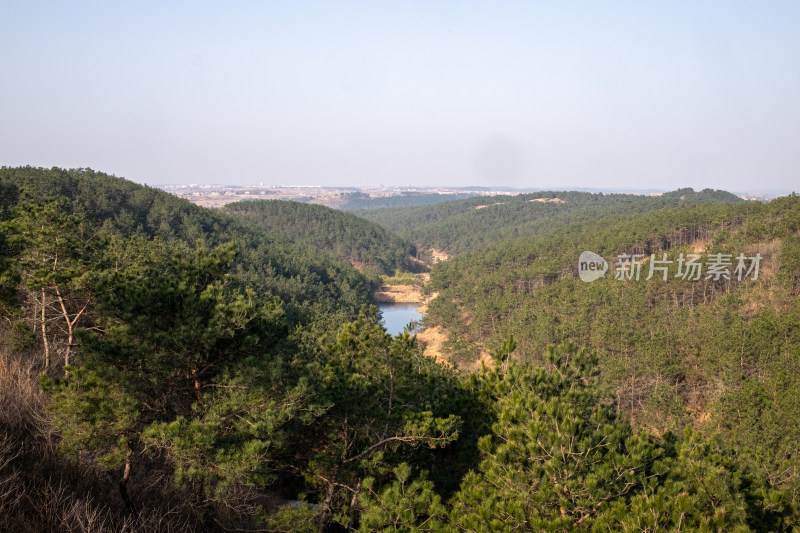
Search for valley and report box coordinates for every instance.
[1,167,799,531]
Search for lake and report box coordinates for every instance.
[379,303,423,336]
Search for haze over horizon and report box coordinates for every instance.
[2,2,799,192]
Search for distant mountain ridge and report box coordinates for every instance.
[354,188,745,254]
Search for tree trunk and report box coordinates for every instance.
[318,482,335,533]
[54,285,72,368]
[345,480,362,532]
[52,285,90,373]
[118,458,137,516]
[41,288,49,369]
[191,364,203,405]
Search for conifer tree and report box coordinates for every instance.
[297,309,460,531]
[43,242,303,516]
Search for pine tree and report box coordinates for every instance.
[296,308,460,531]
[42,241,302,517]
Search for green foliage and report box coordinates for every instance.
[2,166,798,529]
[422,193,800,528]
[0,195,20,314]
[261,503,318,533]
[358,464,449,532]
[0,166,373,327]
[11,198,101,292]
[341,191,478,211]
[224,199,421,276]
[451,343,639,530]
[293,308,462,529]
[423,197,797,424]
[42,366,139,468]
[4,197,104,368]
[43,241,307,507]
[142,378,311,500]
[492,335,516,372]
[356,188,745,255]
[9,320,36,350]
[450,344,794,532]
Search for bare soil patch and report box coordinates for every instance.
[415,326,451,366]
[530,197,565,204]
[430,249,449,262]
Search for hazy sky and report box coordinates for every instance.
[2,1,798,191]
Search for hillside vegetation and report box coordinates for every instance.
[424,193,800,510]
[356,188,745,255]
[0,167,797,531]
[0,167,373,325]
[338,191,477,210]
[223,199,421,276]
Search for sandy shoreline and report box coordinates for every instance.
[372,284,423,303]
[374,285,448,363]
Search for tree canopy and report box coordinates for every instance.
[0,167,796,531]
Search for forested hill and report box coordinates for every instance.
[338,190,477,210]
[223,200,421,276]
[0,166,371,323]
[424,193,800,505]
[355,188,745,254]
[1,166,799,530]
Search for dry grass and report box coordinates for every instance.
[373,285,424,303]
[0,316,307,532]
[416,326,451,366]
[0,341,204,532]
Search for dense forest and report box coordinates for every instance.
[223,200,421,276]
[0,167,378,326]
[338,191,478,211]
[422,192,800,526]
[1,167,798,531]
[355,188,745,254]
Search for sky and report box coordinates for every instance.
[1,1,799,191]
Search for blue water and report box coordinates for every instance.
[379,303,423,336]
